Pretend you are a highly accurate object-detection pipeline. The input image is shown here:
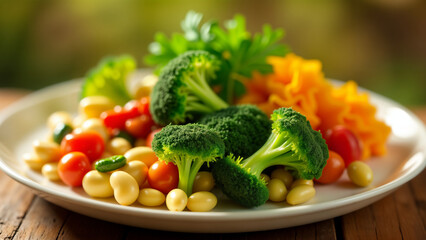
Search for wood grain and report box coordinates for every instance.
[12,197,69,239]
[0,172,35,240]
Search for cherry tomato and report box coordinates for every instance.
[148,160,179,194]
[125,114,155,138]
[138,97,151,116]
[101,101,141,129]
[315,151,345,184]
[324,125,362,167]
[61,131,104,162]
[146,128,162,148]
[58,152,92,187]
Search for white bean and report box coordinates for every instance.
[267,178,287,202]
[166,189,187,211]
[271,168,293,189]
[121,161,148,187]
[82,170,114,198]
[192,171,214,192]
[187,191,217,212]
[41,163,60,181]
[47,111,73,129]
[110,171,139,205]
[290,179,314,189]
[107,137,132,155]
[81,118,109,142]
[138,188,165,207]
[286,185,316,205]
[347,161,373,187]
[124,147,157,167]
[32,140,61,163]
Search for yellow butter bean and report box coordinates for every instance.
[187,191,217,212]
[192,171,214,192]
[79,96,115,118]
[110,171,139,205]
[271,168,293,188]
[47,111,73,129]
[121,161,148,187]
[267,178,288,202]
[124,147,157,167]
[347,161,373,187]
[134,74,158,99]
[33,140,61,163]
[81,118,109,142]
[166,189,188,211]
[286,185,316,205]
[23,153,44,171]
[107,137,132,155]
[290,179,314,189]
[82,170,114,198]
[138,188,165,207]
[72,115,87,129]
[41,163,60,181]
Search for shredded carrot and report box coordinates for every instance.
[237,53,391,159]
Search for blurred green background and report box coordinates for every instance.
[1,0,425,105]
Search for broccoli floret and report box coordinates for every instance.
[213,108,328,207]
[198,105,272,158]
[151,123,225,195]
[150,50,229,125]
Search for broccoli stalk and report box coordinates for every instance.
[150,50,229,125]
[174,155,206,195]
[151,123,225,195]
[213,107,328,207]
[183,60,228,112]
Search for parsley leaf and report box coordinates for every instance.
[144,11,290,103]
[81,55,135,106]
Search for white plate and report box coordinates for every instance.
[0,79,425,233]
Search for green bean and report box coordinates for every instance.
[95,155,127,172]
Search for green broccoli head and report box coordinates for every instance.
[198,105,272,158]
[252,107,328,179]
[150,50,229,125]
[151,123,225,195]
[213,107,328,207]
[212,154,269,208]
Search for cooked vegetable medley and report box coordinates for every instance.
[23,11,389,212]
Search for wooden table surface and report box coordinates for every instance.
[0,89,425,240]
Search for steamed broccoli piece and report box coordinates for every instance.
[198,105,271,158]
[150,50,229,125]
[151,123,225,195]
[213,108,328,207]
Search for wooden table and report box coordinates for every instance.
[0,89,425,240]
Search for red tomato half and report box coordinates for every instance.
[324,125,362,167]
[315,151,345,184]
[146,128,162,148]
[148,160,179,194]
[101,101,142,129]
[61,131,104,162]
[138,97,151,116]
[125,114,155,138]
[58,152,92,187]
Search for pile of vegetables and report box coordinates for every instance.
[23,11,387,212]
